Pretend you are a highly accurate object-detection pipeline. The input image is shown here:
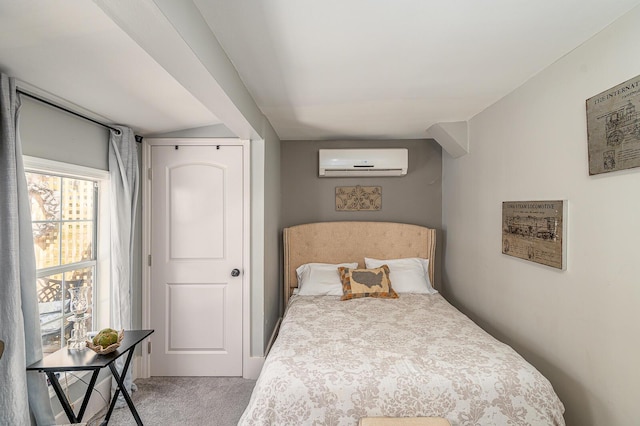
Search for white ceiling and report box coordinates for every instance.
[0,1,639,140]
[197,0,640,140]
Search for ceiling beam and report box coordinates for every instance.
[94,0,265,140]
[426,121,469,158]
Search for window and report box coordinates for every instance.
[24,157,110,355]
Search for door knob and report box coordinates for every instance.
[231,269,241,277]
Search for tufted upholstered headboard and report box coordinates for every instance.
[283,221,437,305]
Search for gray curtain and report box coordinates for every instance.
[0,74,55,424]
[108,126,139,405]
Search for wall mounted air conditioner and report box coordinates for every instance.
[318,148,408,177]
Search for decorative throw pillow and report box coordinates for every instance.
[338,265,398,300]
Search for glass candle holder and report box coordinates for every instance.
[67,286,90,350]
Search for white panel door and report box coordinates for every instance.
[150,145,243,376]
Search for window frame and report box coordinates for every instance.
[23,155,111,354]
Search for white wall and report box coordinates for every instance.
[442,7,640,426]
[20,97,110,170]
[148,123,236,139]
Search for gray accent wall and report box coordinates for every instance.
[281,139,442,284]
[261,123,281,352]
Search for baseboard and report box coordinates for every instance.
[243,356,264,379]
[54,375,111,424]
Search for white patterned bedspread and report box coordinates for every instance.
[239,294,565,426]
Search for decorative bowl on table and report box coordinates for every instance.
[86,329,124,355]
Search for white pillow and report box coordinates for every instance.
[364,257,437,294]
[296,262,359,296]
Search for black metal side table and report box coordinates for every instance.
[27,329,154,425]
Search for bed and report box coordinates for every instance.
[239,222,565,426]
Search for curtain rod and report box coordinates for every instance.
[17,89,143,143]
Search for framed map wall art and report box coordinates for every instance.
[586,74,640,175]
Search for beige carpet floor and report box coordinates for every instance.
[87,376,256,426]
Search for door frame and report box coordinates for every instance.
[140,138,250,378]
